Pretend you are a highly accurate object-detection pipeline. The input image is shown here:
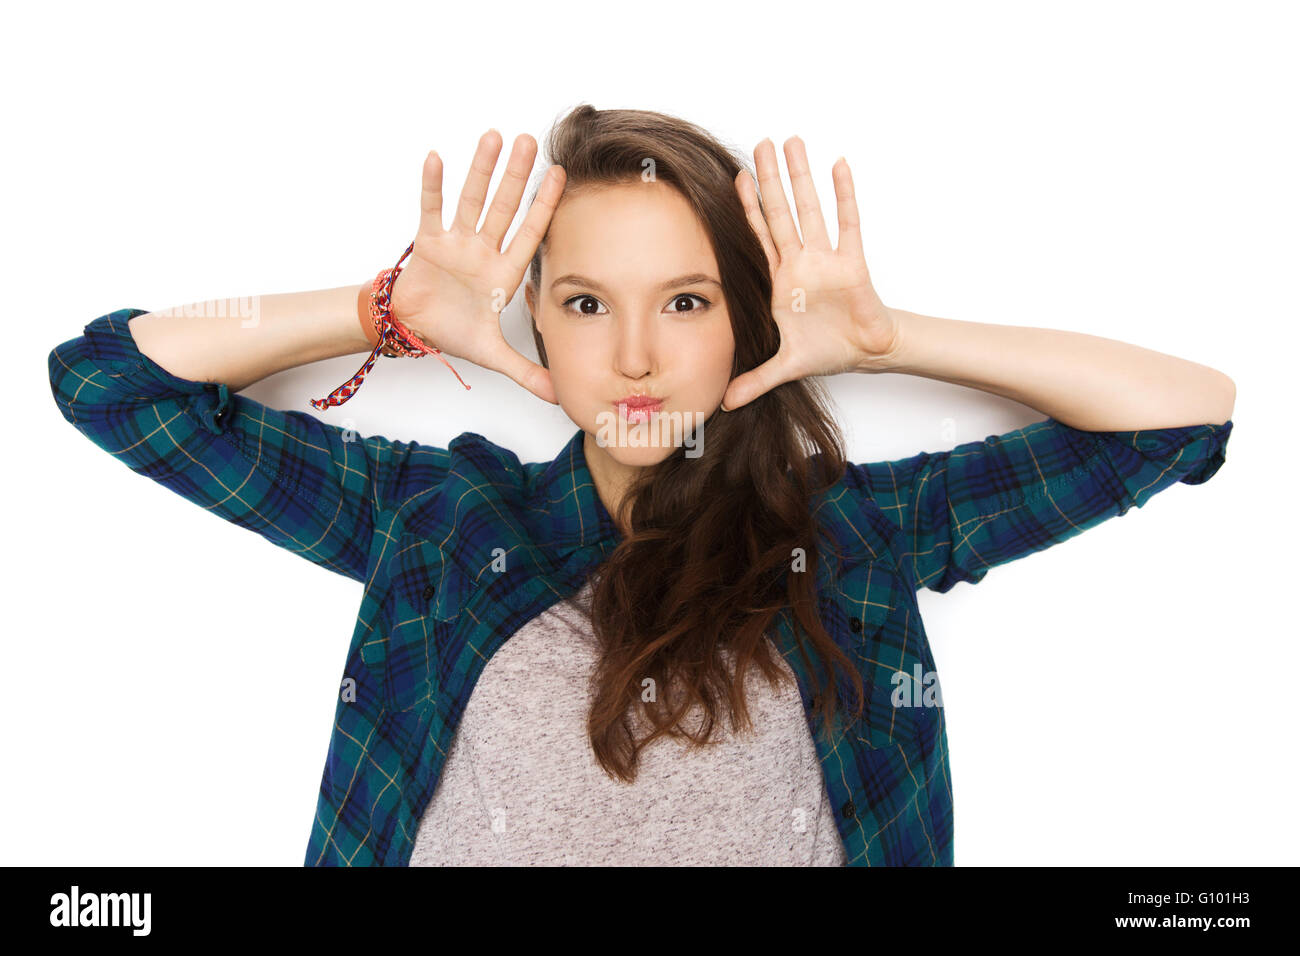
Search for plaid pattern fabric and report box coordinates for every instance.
[48,308,1234,866]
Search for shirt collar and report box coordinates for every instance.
[532,428,621,560]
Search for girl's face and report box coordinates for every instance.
[525,180,736,469]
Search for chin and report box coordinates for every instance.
[599,443,678,468]
[583,409,689,465]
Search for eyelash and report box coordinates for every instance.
[560,293,711,316]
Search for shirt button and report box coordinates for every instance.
[422,584,435,601]
[840,799,856,819]
[849,617,863,633]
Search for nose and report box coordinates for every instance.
[613,311,655,380]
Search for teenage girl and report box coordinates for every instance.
[49,105,1234,865]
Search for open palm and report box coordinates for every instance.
[389,130,565,404]
[723,137,900,411]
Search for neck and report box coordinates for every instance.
[582,431,641,537]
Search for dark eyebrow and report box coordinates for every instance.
[550,272,722,293]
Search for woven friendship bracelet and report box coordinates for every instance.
[309,241,470,410]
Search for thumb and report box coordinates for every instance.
[489,339,558,405]
[721,354,793,411]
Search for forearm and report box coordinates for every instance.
[872,308,1236,430]
[126,283,376,391]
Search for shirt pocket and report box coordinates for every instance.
[366,534,476,713]
[835,557,899,641]
[834,558,936,749]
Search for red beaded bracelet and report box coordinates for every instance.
[309,241,470,410]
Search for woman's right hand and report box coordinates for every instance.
[388,130,566,404]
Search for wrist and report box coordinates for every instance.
[857,307,910,374]
[357,282,381,349]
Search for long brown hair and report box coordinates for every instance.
[524,104,863,782]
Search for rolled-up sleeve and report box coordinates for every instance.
[48,308,448,583]
[845,416,1233,593]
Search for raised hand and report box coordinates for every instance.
[722,136,901,411]
[389,130,565,404]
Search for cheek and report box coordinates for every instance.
[679,319,735,391]
[541,330,604,416]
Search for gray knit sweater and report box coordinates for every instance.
[410,582,846,866]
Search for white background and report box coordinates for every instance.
[4,0,1295,866]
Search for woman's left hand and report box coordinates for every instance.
[722,136,902,411]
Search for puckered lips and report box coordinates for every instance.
[614,394,664,424]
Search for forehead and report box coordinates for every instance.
[542,181,717,280]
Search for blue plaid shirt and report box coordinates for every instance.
[48,308,1233,865]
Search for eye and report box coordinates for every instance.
[561,295,608,315]
[667,294,710,314]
